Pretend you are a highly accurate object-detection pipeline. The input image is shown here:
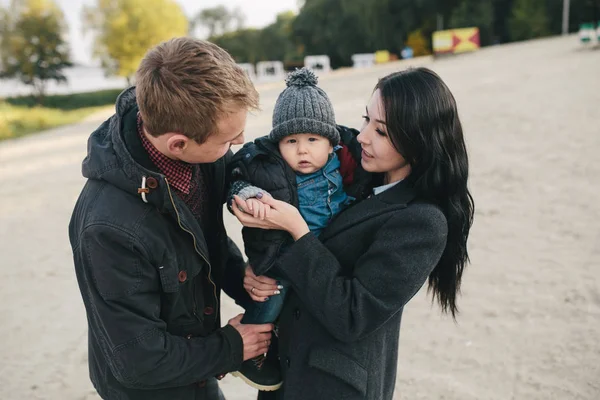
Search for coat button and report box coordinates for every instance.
[203,306,214,315]
[146,177,158,189]
[186,334,193,339]
[286,357,291,367]
[294,309,301,320]
[178,270,187,282]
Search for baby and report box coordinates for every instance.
[227,68,354,391]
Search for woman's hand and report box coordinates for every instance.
[232,194,310,240]
[244,265,283,302]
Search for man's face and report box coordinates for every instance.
[166,107,248,164]
[278,133,333,174]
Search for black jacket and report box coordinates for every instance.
[226,127,371,276]
[261,181,448,400]
[68,87,248,400]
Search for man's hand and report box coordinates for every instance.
[227,314,273,361]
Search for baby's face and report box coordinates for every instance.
[279,133,334,174]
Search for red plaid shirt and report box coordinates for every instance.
[137,114,209,220]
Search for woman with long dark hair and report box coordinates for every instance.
[232,67,475,399]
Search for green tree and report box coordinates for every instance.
[259,11,303,63]
[508,0,550,41]
[210,11,305,66]
[448,0,495,45]
[190,5,245,37]
[210,29,263,64]
[292,0,372,68]
[0,0,72,103]
[406,29,431,56]
[546,0,598,35]
[292,0,442,66]
[84,0,188,83]
[364,0,437,54]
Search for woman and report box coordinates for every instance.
[232,67,475,399]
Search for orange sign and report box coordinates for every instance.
[432,27,480,55]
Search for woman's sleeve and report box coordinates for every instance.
[275,206,448,343]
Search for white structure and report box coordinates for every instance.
[578,22,600,45]
[304,55,331,73]
[256,61,285,82]
[238,63,256,81]
[351,53,375,68]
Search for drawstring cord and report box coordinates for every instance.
[138,176,149,203]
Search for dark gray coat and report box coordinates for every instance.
[265,180,448,400]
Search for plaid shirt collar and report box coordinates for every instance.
[137,113,192,194]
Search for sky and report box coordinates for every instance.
[2,0,300,65]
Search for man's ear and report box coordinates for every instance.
[166,134,189,156]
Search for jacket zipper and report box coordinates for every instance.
[164,178,219,321]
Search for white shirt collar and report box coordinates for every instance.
[373,180,402,196]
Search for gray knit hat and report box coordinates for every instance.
[270,68,339,146]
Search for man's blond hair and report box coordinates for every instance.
[136,37,259,143]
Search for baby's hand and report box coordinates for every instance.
[246,198,271,220]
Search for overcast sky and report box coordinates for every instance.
[2,0,300,65]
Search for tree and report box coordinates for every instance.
[292,0,372,68]
[448,0,495,45]
[259,11,303,63]
[546,0,598,35]
[363,0,437,54]
[292,0,441,66]
[84,0,188,83]
[406,29,431,56]
[211,29,263,64]
[508,0,550,41]
[209,11,303,66]
[0,0,72,103]
[190,5,245,38]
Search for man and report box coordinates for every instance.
[68,37,272,400]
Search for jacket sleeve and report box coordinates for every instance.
[75,223,244,390]
[222,236,252,307]
[228,180,271,207]
[225,147,271,210]
[274,206,448,343]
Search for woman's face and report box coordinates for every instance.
[357,89,411,183]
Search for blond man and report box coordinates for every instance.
[69,37,271,400]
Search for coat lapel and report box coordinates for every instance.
[320,180,417,242]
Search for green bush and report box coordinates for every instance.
[3,88,125,110]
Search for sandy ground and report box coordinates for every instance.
[0,35,599,400]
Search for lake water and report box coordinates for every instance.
[0,65,129,98]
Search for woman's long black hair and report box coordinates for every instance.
[376,67,474,318]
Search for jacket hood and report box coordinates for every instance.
[81,87,171,208]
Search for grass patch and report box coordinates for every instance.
[4,88,124,110]
[0,102,109,141]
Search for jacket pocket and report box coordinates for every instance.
[308,346,368,396]
[158,264,179,293]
